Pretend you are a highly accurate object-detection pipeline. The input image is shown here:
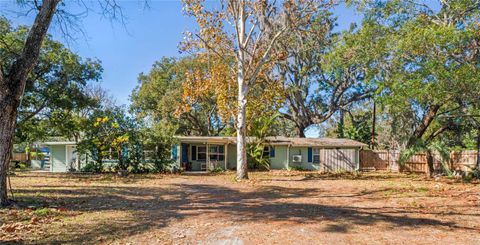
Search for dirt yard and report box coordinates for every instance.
[1,171,479,244]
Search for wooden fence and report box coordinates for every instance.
[11,152,28,163]
[360,150,478,173]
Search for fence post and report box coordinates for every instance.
[386,150,389,171]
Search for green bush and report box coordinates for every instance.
[33,208,50,217]
[288,165,307,171]
[247,144,270,170]
[81,162,103,173]
[209,166,224,173]
[17,162,28,170]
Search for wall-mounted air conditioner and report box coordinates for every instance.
[292,155,302,163]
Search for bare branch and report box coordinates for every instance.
[247,27,286,86]
[244,18,258,48]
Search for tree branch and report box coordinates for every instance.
[247,27,286,86]
[7,0,60,100]
[0,63,3,85]
[17,99,48,126]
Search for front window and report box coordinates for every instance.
[209,145,225,161]
[197,146,207,161]
[313,148,321,164]
[263,146,270,157]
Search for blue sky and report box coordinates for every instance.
[1,0,362,137]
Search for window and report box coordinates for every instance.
[263,146,270,157]
[197,146,207,161]
[209,145,225,161]
[313,148,321,164]
[191,146,197,160]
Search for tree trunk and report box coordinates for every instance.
[0,99,19,206]
[476,127,480,172]
[371,100,376,149]
[426,150,435,178]
[407,104,441,148]
[236,73,249,180]
[295,124,306,138]
[0,0,59,206]
[338,109,345,138]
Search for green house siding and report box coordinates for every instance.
[174,144,181,168]
[288,147,320,170]
[180,144,230,171]
[269,145,288,169]
[176,138,361,172]
[50,145,67,172]
[288,147,359,171]
[227,144,236,170]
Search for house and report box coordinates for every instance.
[38,141,80,172]
[174,136,367,172]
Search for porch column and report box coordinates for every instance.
[224,143,228,170]
[287,144,290,170]
[206,143,209,171]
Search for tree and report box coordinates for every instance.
[339,105,374,146]
[350,1,480,150]
[246,113,280,170]
[131,56,227,136]
[344,0,480,177]
[182,0,327,180]
[277,10,375,137]
[77,106,138,173]
[0,17,102,147]
[0,0,125,205]
[0,0,60,205]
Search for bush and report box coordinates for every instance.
[16,162,28,170]
[81,162,103,173]
[288,165,307,171]
[247,144,270,170]
[33,208,50,217]
[209,166,224,173]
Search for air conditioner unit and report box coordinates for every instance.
[292,155,302,163]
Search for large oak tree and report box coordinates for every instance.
[0,0,124,206]
[182,0,330,180]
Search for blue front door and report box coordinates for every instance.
[181,144,188,163]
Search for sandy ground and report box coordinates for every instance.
[1,171,479,244]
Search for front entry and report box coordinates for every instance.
[181,143,190,170]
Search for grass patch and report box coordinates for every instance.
[33,208,50,217]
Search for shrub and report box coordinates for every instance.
[33,208,50,217]
[209,166,224,173]
[16,162,28,170]
[81,162,103,173]
[288,165,307,171]
[247,144,270,170]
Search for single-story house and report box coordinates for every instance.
[174,136,367,172]
[38,141,80,172]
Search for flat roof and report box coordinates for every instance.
[39,141,77,146]
[176,136,367,148]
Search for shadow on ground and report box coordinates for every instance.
[5,173,479,244]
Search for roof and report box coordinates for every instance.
[39,141,77,146]
[176,136,367,148]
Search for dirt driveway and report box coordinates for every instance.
[1,171,479,244]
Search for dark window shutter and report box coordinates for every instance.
[172,145,178,161]
[270,146,275,158]
[307,147,313,162]
[191,146,197,160]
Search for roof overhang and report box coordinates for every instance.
[176,136,235,144]
[39,141,77,146]
[175,136,367,148]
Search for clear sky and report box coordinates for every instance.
[1,0,362,137]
